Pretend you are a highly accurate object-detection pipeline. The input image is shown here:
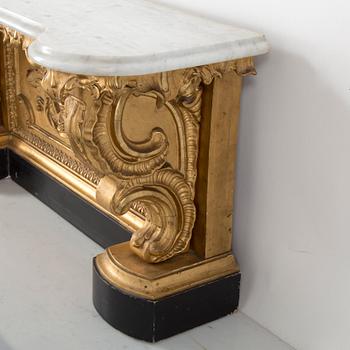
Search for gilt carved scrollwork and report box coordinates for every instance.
[28,69,202,262]
[1,25,255,263]
[97,168,195,262]
[26,58,254,263]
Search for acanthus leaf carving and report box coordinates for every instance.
[32,68,201,263]
[1,24,256,263]
[97,168,195,263]
[26,58,255,263]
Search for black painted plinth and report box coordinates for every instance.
[93,259,241,342]
[8,150,130,248]
[2,150,241,341]
[0,149,8,179]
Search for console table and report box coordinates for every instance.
[0,0,268,342]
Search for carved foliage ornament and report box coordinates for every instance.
[26,67,204,263]
[0,25,255,263]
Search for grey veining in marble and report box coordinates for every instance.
[0,0,269,76]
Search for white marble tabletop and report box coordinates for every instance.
[0,0,269,76]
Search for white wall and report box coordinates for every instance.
[158,1,350,349]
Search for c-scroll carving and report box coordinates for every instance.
[0,24,256,263]
[22,48,255,263]
[91,90,168,176]
[97,168,195,263]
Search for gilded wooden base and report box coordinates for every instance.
[0,25,258,339]
[2,148,240,341]
[96,242,238,300]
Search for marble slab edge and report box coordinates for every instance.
[0,5,269,77]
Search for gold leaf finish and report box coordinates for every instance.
[0,23,255,292]
[97,169,195,262]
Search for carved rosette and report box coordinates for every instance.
[0,25,255,263]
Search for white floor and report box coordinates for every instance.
[0,178,294,350]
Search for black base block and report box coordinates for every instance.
[93,259,240,342]
[1,150,241,341]
[7,150,130,248]
[0,149,8,179]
